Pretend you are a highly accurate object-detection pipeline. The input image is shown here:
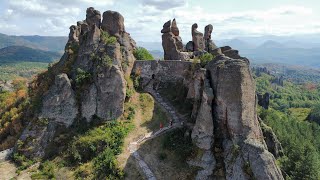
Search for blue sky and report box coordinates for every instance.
[0,0,319,42]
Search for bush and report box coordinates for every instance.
[31,161,55,179]
[68,121,132,163]
[93,148,123,179]
[199,53,214,67]
[75,68,91,86]
[101,31,117,45]
[133,47,154,60]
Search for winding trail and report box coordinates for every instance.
[128,84,183,180]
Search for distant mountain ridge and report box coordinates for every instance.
[0,33,67,52]
[138,35,320,68]
[0,46,62,63]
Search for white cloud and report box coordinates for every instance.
[141,0,187,10]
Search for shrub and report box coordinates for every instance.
[75,68,91,86]
[93,148,124,179]
[101,31,117,45]
[31,161,55,179]
[199,53,214,67]
[68,121,132,163]
[102,54,113,67]
[133,47,154,60]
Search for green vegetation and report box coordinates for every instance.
[308,105,320,124]
[133,47,154,60]
[12,153,34,172]
[199,53,214,67]
[0,78,29,150]
[162,128,194,162]
[101,31,117,45]
[255,70,320,179]
[0,46,61,63]
[31,161,55,179]
[75,68,92,87]
[0,62,48,81]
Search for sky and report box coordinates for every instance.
[0,0,320,42]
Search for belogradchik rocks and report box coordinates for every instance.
[16,7,136,159]
[14,8,283,180]
[162,19,222,60]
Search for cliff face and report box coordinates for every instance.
[16,7,136,158]
[189,50,283,179]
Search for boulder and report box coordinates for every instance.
[186,41,194,52]
[39,73,78,127]
[101,10,125,37]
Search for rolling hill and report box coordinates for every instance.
[0,33,67,52]
[0,46,62,63]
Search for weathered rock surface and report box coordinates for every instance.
[161,19,189,60]
[39,73,77,127]
[192,23,205,51]
[191,75,214,150]
[260,120,283,158]
[258,92,270,109]
[204,24,221,56]
[102,10,125,37]
[171,18,179,36]
[95,65,126,120]
[86,7,101,28]
[206,55,283,179]
[17,7,136,159]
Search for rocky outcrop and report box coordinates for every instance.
[39,73,77,127]
[161,19,190,60]
[17,7,136,159]
[102,11,124,37]
[189,70,216,180]
[260,121,283,158]
[205,54,283,179]
[204,24,222,56]
[192,23,205,51]
[258,92,270,109]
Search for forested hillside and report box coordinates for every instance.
[254,69,320,179]
[0,46,61,63]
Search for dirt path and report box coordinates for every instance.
[127,84,184,180]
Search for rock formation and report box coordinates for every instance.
[39,73,77,127]
[161,19,190,60]
[258,92,270,109]
[260,120,284,158]
[16,7,136,159]
[204,24,222,56]
[192,23,205,51]
[200,54,283,179]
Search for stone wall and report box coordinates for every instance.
[132,60,192,83]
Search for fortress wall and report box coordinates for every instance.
[132,60,192,83]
